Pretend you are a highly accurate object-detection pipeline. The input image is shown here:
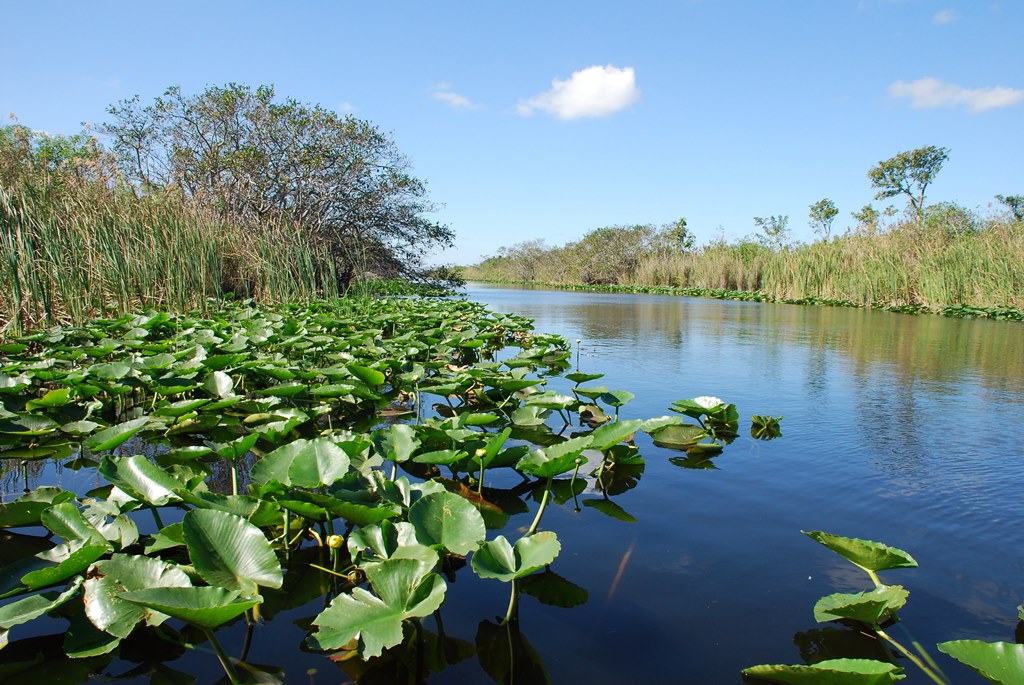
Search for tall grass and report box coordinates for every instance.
[465,220,1024,312]
[0,171,337,334]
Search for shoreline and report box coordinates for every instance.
[463,280,1024,322]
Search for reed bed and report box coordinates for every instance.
[466,220,1024,313]
[0,172,337,334]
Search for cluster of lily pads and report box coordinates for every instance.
[743,531,1024,684]
[0,297,773,683]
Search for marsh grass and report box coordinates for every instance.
[0,171,337,334]
[467,220,1024,312]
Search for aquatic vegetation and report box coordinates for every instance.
[743,531,1024,685]
[0,297,774,682]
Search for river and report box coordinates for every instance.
[447,283,1024,684]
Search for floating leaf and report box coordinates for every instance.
[470,531,561,583]
[347,520,438,573]
[0,488,76,529]
[588,419,643,451]
[649,423,707,448]
[741,658,905,684]
[412,449,467,465]
[511,405,550,427]
[516,436,593,478]
[348,363,385,387]
[182,509,283,595]
[21,543,110,590]
[120,586,260,630]
[0,576,83,630]
[375,423,420,464]
[85,417,150,452]
[24,388,71,411]
[40,502,109,547]
[250,437,351,487]
[813,586,909,625]
[99,455,183,506]
[83,554,192,638]
[311,558,447,658]
[0,415,59,436]
[802,531,918,574]
[937,640,1024,684]
[409,492,486,556]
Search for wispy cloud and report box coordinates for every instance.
[517,65,640,120]
[932,9,959,24]
[430,82,479,110]
[336,102,355,113]
[889,77,1024,112]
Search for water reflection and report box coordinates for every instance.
[467,283,1024,675]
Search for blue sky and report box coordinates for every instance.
[3,1,1022,265]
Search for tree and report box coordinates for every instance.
[564,224,659,284]
[102,83,453,288]
[808,198,839,240]
[995,194,1024,222]
[0,123,111,187]
[867,145,949,222]
[663,216,695,251]
[851,205,880,234]
[922,201,977,237]
[753,215,790,249]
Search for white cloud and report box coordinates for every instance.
[430,82,479,110]
[889,77,1024,112]
[336,102,355,113]
[933,9,959,24]
[517,65,640,120]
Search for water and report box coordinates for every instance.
[450,283,1024,684]
[3,284,1022,684]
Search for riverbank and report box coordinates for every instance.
[464,279,1024,321]
[463,217,1024,322]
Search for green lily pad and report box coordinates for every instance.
[85,417,150,452]
[470,531,561,583]
[99,455,184,506]
[409,492,486,556]
[802,531,918,574]
[937,640,1024,684]
[813,586,909,625]
[182,509,283,595]
[310,558,447,658]
[120,586,261,630]
[516,436,593,478]
[741,658,905,684]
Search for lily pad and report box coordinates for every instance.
[802,531,918,574]
[311,558,447,658]
[182,509,283,595]
[936,640,1024,684]
[741,658,905,684]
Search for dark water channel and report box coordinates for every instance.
[3,284,1022,684]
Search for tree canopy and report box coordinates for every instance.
[102,84,454,287]
[808,198,838,240]
[868,145,949,222]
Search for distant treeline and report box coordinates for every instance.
[463,210,1024,315]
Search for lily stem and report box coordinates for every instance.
[875,627,949,685]
[203,627,241,685]
[150,506,164,530]
[526,479,551,536]
[503,578,519,624]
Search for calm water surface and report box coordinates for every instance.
[449,283,1024,684]
[3,284,1022,684]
